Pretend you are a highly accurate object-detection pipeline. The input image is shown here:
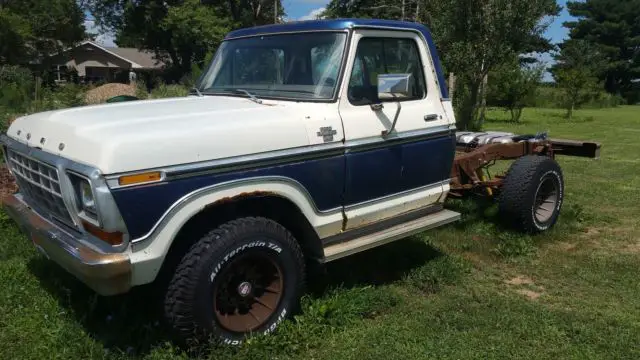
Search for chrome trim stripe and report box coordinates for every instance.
[106,125,454,188]
[130,176,342,243]
[344,127,452,153]
[344,180,450,211]
[130,176,452,245]
[323,204,444,247]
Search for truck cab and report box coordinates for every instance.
[2,19,461,344]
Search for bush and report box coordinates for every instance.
[529,86,624,109]
[0,65,34,114]
[150,83,189,98]
[488,61,543,122]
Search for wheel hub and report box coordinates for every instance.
[212,251,284,333]
[237,281,252,297]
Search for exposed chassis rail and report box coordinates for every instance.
[450,136,601,196]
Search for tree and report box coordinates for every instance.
[552,41,602,119]
[323,0,560,130]
[565,0,640,103]
[324,0,419,20]
[0,0,85,65]
[490,60,543,122]
[88,0,284,80]
[428,0,559,129]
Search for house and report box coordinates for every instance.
[50,41,166,83]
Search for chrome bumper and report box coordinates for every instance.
[2,194,132,295]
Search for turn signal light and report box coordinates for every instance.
[82,220,123,246]
[118,171,162,186]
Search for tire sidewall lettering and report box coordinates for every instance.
[219,307,288,345]
[209,240,283,283]
[210,239,289,346]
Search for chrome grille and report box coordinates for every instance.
[6,149,74,225]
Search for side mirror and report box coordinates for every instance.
[377,73,412,100]
[376,74,412,136]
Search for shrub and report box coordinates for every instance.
[150,83,189,99]
[0,65,34,113]
[488,61,543,122]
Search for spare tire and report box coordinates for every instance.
[499,155,564,233]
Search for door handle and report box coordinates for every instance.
[424,114,440,121]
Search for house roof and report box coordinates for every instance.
[103,46,165,69]
[76,41,166,69]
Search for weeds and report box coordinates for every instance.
[0,107,638,359]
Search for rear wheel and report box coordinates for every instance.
[499,156,564,233]
[164,217,305,345]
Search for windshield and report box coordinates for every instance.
[196,32,347,101]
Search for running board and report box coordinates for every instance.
[322,209,461,263]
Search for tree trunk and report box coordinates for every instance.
[448,72,456,99]
[414,0,420,22]
[511,107,523,123]
[458,78,482,130]
[478,72,489,128]
[401,0,405,20]
[567,103,574,120]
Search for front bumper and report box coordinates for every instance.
[2,193,132,295]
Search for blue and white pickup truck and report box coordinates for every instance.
[1,19,600,344]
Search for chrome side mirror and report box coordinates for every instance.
[376,74,412,136]
[377,73,412,100]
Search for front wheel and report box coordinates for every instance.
[164,217,306,344]
[499,156,564,233]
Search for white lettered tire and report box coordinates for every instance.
[499,156,564,233]
[164,217,305,344]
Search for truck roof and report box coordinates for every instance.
[225,19,449,99]
[226,19,432,39]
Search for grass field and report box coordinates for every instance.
[1,107,639,359]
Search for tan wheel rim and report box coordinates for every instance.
[212,251,284,333]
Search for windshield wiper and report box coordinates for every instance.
[230,89,263,104]
[190,87,204,97]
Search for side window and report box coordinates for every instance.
[347,38,426,106]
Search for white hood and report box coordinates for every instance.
[6,96,317,174]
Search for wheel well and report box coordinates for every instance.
[155,194,323,285]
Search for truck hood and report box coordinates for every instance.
[6,96,316,174]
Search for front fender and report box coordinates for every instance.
[127,176,343,286]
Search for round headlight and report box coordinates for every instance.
[79,180,96,214]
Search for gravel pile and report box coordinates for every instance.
[84,83,136,104]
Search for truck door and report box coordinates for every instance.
[338,29,455,230]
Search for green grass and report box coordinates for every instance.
[1,107,639,359]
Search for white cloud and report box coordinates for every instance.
[299,7,325,20]
[84,19,117,47]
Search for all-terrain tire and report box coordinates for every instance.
[163,217,306,345]
[499,155,564,233]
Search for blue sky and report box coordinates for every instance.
[289,0,573,43]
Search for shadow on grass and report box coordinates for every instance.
[309,238,444,295]
[27,257,168,356]
[26,235,446,356]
